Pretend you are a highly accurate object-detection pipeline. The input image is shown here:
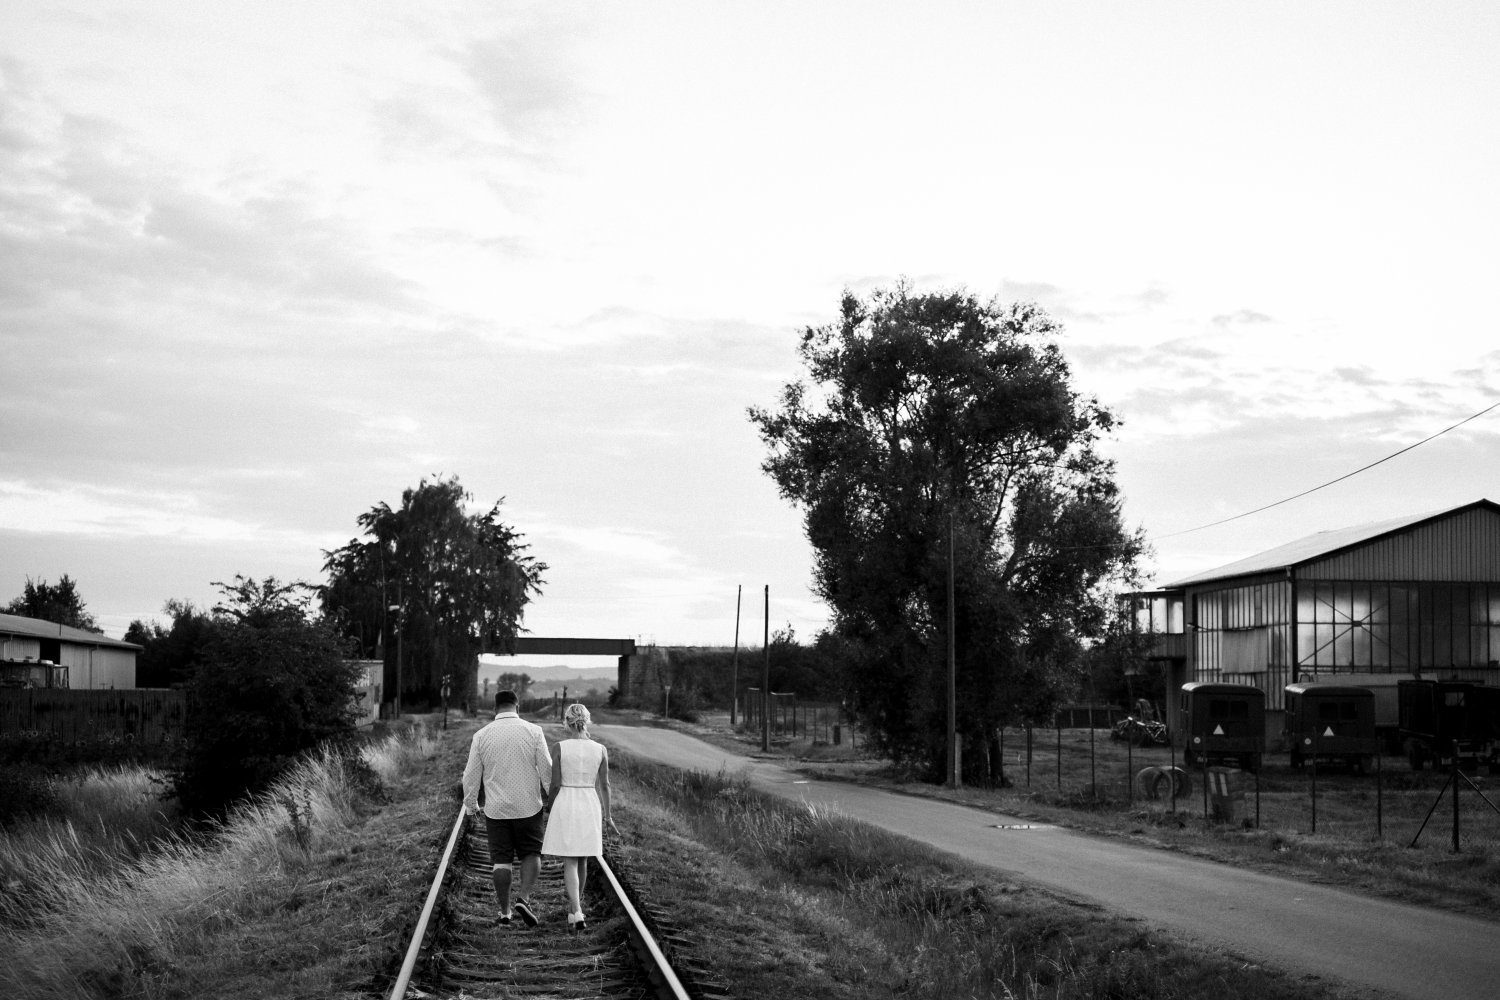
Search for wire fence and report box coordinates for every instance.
[742,690,853,748]
[991,718,1500,849]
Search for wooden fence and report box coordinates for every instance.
[0,689,187,744]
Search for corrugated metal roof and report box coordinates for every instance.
[1166,499,1500,588]
[0,612,142,651]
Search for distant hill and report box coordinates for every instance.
[476,662,617,702]
[479,663,617,684]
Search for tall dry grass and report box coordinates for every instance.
[1,765,181,924]
[0,727,438,1000]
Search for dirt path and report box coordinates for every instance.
[597,724,1497,1000]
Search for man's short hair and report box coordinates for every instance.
[495,689,519,710]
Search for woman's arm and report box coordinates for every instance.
[597,746,619,834]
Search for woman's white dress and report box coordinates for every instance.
[542,738,605,857]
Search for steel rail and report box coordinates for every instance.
[389,807,696,1000]
[387,806,469,1000]
[597,852,693,1000]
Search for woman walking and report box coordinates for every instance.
[541,702,618,931]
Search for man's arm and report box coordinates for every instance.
[535,730,554,801]
[461,734,484,814]
[544,749,562,811]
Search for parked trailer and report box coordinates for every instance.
[1398,679,1500,774]
[1283,683,1378,773]
[1180,682,1265,772]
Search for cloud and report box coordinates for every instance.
[462,13,599,158]
[1137,286,1169,308]
[0,478,327,548]
[1212,308,1274,326]
[1331,366,1387,388]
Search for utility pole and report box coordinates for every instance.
[947,512,958,788]
[730,585,742,726]
[395,579,404,719]
[761,584,770,753]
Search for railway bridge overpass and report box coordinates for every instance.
[494,638,713,709]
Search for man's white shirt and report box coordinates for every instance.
[461,711,552,819]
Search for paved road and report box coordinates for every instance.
[597,724,1498,1000]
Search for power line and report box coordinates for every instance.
[1154,398,1500,541]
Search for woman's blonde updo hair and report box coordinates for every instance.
[563,702,591,734]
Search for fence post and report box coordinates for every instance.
[1056,719,1062,791]
[1025,725,1033,787]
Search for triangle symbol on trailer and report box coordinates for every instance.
[1213,724,1225,735]
[1324,726,1336,737]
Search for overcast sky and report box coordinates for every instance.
[3,2,1498,668]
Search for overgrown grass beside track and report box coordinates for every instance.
[610,753,1343,1000]
[1,765,182,921]
[1,724,442,999]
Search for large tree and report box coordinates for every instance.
[750,283,1144,781]
[5,574,101,632]
[320,475,546,709]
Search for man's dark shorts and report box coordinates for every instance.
[484,811,545,864]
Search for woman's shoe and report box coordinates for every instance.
[567,912,587,933]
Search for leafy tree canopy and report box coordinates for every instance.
[321,475,546,708]
[126,599,216,689]
[5,574,101,633]
[750,282,1145,779]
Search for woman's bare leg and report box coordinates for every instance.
[563,857,582,917]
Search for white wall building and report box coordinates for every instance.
[0,612,142,689]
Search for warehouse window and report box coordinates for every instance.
[1296,582,1500,671]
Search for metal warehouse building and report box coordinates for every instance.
[0,612,142,689]
[1131,498,1500,742]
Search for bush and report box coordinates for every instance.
[168,577,365,818]
[0,766,59,828]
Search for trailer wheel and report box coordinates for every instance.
[1136,765,1190,800]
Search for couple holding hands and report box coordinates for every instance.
[461,690,619,931]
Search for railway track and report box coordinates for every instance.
[386,807,723,1000]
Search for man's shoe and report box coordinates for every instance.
[497,913,512,926]
[513,898,539,927]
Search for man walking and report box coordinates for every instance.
[462,689,552,925]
